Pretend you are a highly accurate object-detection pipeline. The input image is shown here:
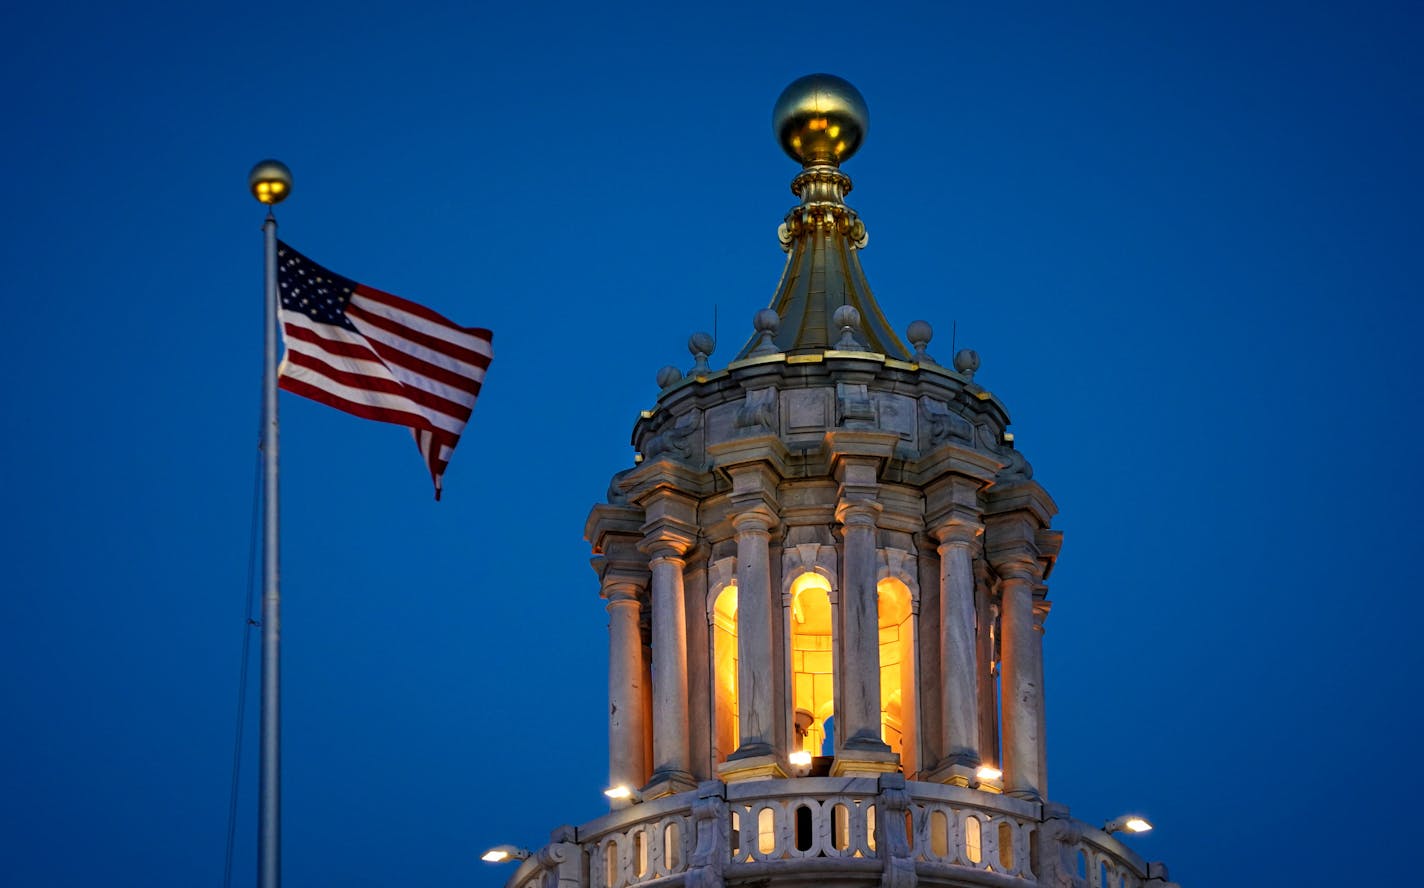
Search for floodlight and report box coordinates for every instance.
[604,785,644,802]
[1105,815,1153,835]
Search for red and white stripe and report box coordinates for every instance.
[279,283,492,499]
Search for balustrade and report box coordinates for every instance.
[506,779,1155,888]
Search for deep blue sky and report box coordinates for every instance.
[3,3,1420,886]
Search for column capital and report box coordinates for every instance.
[731,506,778,536]
[639,516,698,560]
[993,558,1041,585]
[931,519,983,548]
[596,551,650,597]
[835,498,882,528]
[603,583,646,606]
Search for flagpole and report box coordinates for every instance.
[249,160,293,888]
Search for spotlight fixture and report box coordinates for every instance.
[604,785,644,803]
[789,750,813,767]
[974,765,1003,782]
[1104,815,1153,835]
[481,845,531,863]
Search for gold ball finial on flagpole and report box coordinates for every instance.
[248,159,293,205]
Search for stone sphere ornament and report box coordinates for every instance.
[907,320,934,363]
[748,308,782,357]
[907,320,933,348]
[656,365,683,389]
[688,331,715,375]
[954,348,981,379]
[832,304,862,349]
[248,159,293,205]
[773,74,869,166]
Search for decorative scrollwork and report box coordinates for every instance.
[642,410,700,462]
[921,399,973,447]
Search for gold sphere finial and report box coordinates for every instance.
[248,159,293,205]
[773,74,868,166]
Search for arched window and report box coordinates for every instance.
[712,583,739,764]
[877,578,916,773]
[788,572,834,757]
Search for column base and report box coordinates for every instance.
[924,760,977,787]
[1006,786,1042,802]
[643,770,698,800]
[718,752,786,782]
[830,747,899,777]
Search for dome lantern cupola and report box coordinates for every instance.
[507,76,1182,888]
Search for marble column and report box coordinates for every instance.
[1034,598,1050,799]
[605,583,647,804]
[720,508,785,780]
[645,544,695,796]
[998,562,1042,801]
[928,522,981,784]
[833,499,895,775]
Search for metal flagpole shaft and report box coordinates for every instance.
[259,209,282,888]
[249,158,291,888]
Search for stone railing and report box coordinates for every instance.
[503,778,1177,888]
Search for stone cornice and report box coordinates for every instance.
[823,429,901,463]
[982,479,1058,527]
[912,441,1004,489]
[707,433,791,479]
[585,503,646,555]
[1035,528,1064,579]
[620,457,715,502]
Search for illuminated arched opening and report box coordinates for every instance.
[712,583,739,764]
[877,578,916,773]
[788,572,834,756]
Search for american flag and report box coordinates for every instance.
[276,241,492,500]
